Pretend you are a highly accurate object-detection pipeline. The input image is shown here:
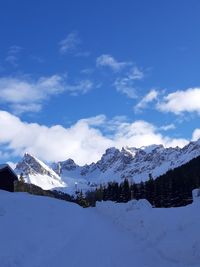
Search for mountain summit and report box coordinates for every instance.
[15,153,66,190]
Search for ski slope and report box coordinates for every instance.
[0,190,199,267]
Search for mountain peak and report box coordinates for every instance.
[23,152,41,163]
[56,158,78,172]
[15,152,65,190]
[104,147,120,155]
[140,144,164,154]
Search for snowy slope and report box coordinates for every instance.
[15,153,66,190]
[0,190,200,267]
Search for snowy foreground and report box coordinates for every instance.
[0,191,200,267]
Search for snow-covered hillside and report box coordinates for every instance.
[15,139,200,193]
[15,153,66,190]
[0,190,200,267]
[55,139,200,185]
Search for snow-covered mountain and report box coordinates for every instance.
[15,139,200,192]
[15,153,66,190]
[53,139,200,184]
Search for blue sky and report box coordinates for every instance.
[0,0,200,165]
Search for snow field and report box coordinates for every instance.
[0,190,199,267]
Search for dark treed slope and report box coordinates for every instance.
[85,155,200,208]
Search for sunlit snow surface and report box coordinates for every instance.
[0,190,200,267]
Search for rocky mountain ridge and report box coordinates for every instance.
[15,153,66,190]
[15,139,200,193]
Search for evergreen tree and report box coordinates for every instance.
[121,179,130,202]
[76,190,89,208]
[19,173,25,183]
[145,174,155,206]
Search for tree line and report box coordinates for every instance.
[81,155,200,208]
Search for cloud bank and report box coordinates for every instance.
[0,111,190,165]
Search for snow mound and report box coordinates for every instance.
[0,192,200,266]
[126,199,152,211]
[96,199,151,216]
[96,199,152,225]
[96,199,200,266]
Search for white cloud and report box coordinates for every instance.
[80,68,94,75]
[96,54,130,72]
[10,103,42,114]
[0,75,93,114]
[128,67,144,80]
[96,55,144,98]
[5,45,22,67]
[192,128,200,141]
[114,77,137,98]
[0,111,189,165]
[0,75,65,114]
[112,120,188,149]
[113,67,145,98]
[0,111,112,164]
[64,79,93,96]
[157,88,200,115]
[135,89,159,112]
[160,124,176,131]
[0,75,64,103]
[59,32,81,54]
[80,115,107,126]
[113,67,144,99]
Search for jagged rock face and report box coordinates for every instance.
[15,153,65,190]
[53,140,200,184]
[16,153,54,177]
[57,159,77,172]
[95,148,122,172]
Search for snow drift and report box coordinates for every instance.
[0,190,200,267]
